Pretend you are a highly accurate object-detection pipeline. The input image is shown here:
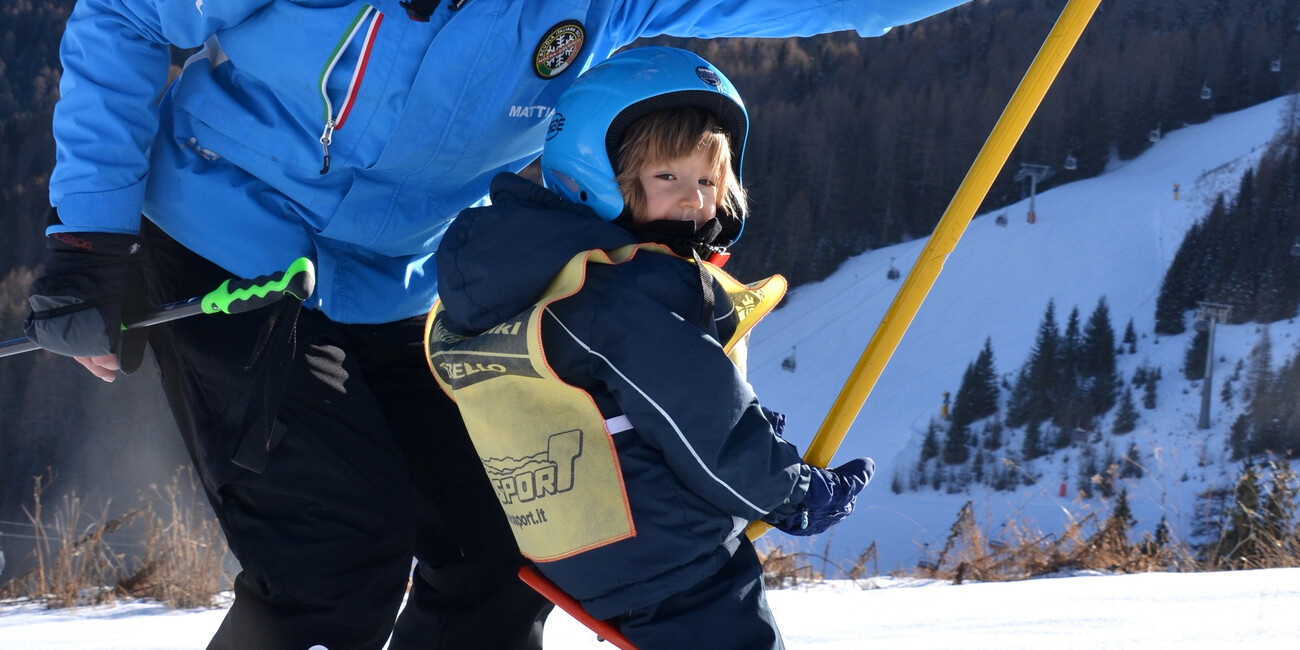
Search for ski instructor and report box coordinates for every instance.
[24,1,966,648]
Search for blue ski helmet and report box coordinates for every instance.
[541,46,748,243]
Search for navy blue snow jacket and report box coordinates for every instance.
[436,173,812,618]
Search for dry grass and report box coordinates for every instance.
[758,540,879,588]
[0,468,230,609]
[758,545,822,588]
[0,473,141,607]
[758,458,1300,589]
[117,470,230,608]
[1196,460,1300,572]
[913,500,1191,585]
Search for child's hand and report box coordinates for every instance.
[774,458,874,536]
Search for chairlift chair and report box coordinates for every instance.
[781,347,797,372]
[1272,58,1283,73]
[1291,237,1300,257]
[1148,125,1161,143]
[1063,153,1078,171]
[1200,83,1212,100]
[886,258,900,281]
[916,543,938,572]
[995,213,1007,227]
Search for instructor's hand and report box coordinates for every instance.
[24,226,148,378]
[75,354,122,383]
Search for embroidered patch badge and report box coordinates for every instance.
[534,20,585,79]
[695,66,721,87]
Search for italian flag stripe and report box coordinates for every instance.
[318,4,381,128]
[336,11,383,129]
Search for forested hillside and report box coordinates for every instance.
[694,0,1300,284]
[898,99,1300,505]
[1,0,1299,571]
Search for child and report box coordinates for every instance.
[426,47,873,649]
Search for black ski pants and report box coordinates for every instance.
[615,538,785,650]
[140,221,551,649]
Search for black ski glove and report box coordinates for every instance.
[24,230,149,374]
[772,457,874,537]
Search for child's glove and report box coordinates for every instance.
[773,457,874,537]
[24,230,148,373]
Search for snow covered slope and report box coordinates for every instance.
[746,95,1298,571]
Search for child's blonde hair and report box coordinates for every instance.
[614,106,747,222]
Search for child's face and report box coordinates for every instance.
[633,148,720,228]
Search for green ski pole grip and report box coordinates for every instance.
[202,257,317,315]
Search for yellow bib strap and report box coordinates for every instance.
[700,258,786,376]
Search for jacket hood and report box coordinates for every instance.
[436,173,639,334]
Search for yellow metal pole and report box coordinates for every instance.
[750,0,1102,540]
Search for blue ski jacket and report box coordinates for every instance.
[435,173,810,618]
[50,0,967,324]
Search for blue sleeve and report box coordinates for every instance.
[608,0,968,40]
[555,282,807,520]
[48,0,271,235]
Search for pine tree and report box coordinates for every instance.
[1271,351,1300,456]
[1112,488,1137,533]
[1141,515,1171,555]
[1021,420,1044,461]
[971,338,1000,420]
[1142,370,1158,410]
[1122,318,1138,354]
[1216,464,1267,569]
[950,338,1000,432]
[1243,326,1278,455]
[1015,300,1062,429]
[942,420,970,466]
[1081,297,1120,416]
[1005,365,1033,429]
[1051,424,1072,451]
[981,417,1004,451]
[919,418,941,462]
[1113,386,1139,434]
[1120,442,1144,478]
[1096,445,1118,498]
[1155,214,1211,335]
[1054,306,1086,429]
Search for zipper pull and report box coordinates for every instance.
[319,120,335,174]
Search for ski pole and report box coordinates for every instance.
[0,257,317,358]
[748,0,1102,540]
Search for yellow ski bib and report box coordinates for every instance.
[425,244,785,562]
